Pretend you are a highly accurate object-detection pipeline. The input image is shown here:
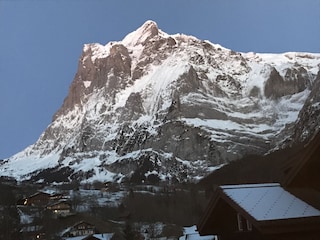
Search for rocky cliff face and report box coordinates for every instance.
[1,21,320,183]
[288,71,320,143]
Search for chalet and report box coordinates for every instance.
[198,183,320,240]
[64,221,97,237]
[47,201,71,217]
[198,132,320,240]
[20,225,45,240]
[24,191,51,206]
[101,181,120,192]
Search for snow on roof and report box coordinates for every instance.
[90,233,114,240]
[221,183,320,221]
[179,225,215,240]
[63,233,114,240]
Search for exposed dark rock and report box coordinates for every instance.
[177,66,201,94]
[264,67,309,99]
[249,86,261,98]
[165,92,181,121]
[289,71,320,143]
[123,92,145,120]
[53,43,132,120]
[216,74,242,96]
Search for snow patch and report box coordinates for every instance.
[83,81,91,88]
[179,225,215,240]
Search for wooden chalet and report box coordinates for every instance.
[198,183,320,240]
[64,221,97,237]
[24,191,51,206]
[198,132,320,240]
[47,201,71,217]
[20,225,45,240]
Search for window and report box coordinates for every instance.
[237,213,252,232]
[237,213,243,231]
[246,219,252,231]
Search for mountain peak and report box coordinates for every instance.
[2,20,320,184]
[140,20,158,31]
[122,20,166,47]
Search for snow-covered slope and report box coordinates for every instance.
[1,20,320,183]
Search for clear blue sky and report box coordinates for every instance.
[1,0,320,159]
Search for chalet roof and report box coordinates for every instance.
[47,200,71,210]
[47,200,71,207]
[28,191,51,198]
[83,234,114,240]
[198,132,320,236]
[71,221,95,229]
[221,183,320,221]
[282,131,320,188]
[20,225,43,233]
[63,233,114,240]
[198,183,320,236]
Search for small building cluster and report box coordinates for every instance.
[21,191,72,217]
[17,188,114,239]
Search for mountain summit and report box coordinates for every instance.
[122,20,163,47]
[1,21,320,183]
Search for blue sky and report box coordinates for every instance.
[1,0,320,159]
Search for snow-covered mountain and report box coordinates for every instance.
[1,20,320,183]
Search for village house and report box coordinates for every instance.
[63,221,97,237]
[23,191,51,206]
[47,200,72,217]
[197,183,320,240]
[198,132,320,240]
[20,225,45,240]
[101,181,120,192]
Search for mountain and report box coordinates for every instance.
[1,20,320,183]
